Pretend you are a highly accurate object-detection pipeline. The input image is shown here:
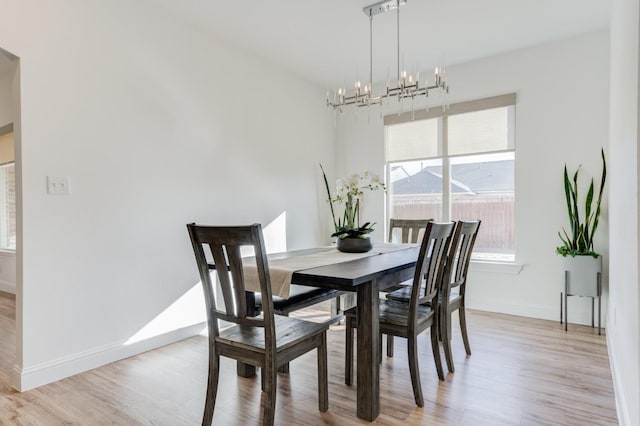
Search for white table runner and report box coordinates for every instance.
[244,243,417,298]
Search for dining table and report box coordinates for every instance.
[238,244,421,422]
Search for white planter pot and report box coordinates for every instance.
[561,255,602,297]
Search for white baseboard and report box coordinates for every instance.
[468,296,607,327]
[607,331,630,426]
[12,322,206,392]
[0,279,15,294]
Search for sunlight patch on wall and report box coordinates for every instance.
[124,283,206,345]
[239,211,288,257]
[264,211,287,253]
[125,211,288,344]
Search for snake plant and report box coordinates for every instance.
[556,148,606,257]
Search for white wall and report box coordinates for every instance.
[336,31,610,325]
[0,0,334,390]
[608,0,639,424]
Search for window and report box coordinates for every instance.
[0,125,15,250]
[385,94,516,261]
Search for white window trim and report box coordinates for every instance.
[469,260,524,275]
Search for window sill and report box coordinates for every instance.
[469,260,523,275]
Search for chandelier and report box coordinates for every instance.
[326,0,449,114]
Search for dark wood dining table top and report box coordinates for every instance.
[290,245,420,291]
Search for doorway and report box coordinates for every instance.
[0,46,19,391]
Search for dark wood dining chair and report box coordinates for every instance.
[344,221,456,407]
[187,223,329,426]
[387,220,481,373]
[387,218,430,245]
[439,220,481,372]
[385,218,431,356]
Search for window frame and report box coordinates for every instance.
[384,93,516,261]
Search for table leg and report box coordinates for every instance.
[237,292,257,378]
[356,279,380,421]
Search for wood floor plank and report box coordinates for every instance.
[0,292,618,425]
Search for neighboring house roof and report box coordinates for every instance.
[391,160,514,194]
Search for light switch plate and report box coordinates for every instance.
[47,176,70,195]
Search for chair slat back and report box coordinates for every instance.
[187,223,275,345]
[410,222,456,319]
[388,218,431,244]
[447,220,481,296]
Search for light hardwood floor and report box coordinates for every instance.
[0,292,617,425]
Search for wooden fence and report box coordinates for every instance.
[390,192,515,253]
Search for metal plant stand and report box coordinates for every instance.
[560,270,602,335]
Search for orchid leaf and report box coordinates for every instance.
[319,164,338,232]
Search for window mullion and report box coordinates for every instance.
[441,116,451,221]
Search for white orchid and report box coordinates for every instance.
[320,164,386,239]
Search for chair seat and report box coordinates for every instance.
[344,299,434,328]
[255,284,344,316]
[386,285,460,304]
[218,314,329,354]
[379,280,412,293]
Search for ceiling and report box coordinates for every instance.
[155,0,612,89]
[0,2,613,85]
